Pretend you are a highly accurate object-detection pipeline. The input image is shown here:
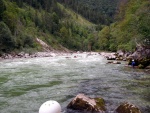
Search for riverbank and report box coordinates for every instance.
[0,51,70,60]
[0,51,103,60]
[0,50,121,59]
[1,50,150,70]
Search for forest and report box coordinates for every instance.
[98,0,150,52]
[0,0,150,54]
[57,0,120,25]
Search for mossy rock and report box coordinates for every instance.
[138,58,150,68]
[128,58,150,68]
[115,102,141,113]
[138,64,144,69]
[67,94,106,112]
[95,98,106,111]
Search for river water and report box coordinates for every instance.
[0,53,150,113]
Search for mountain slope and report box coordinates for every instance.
[0,0,149,55]
[96,0,150,51]
[57,0,121,25]
[58,3,94,27]
[0,0,96,54]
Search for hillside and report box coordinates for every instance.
[0,0,149,55]
[57,0,121,25]
[0,0,96,55]
[96,0,150,52]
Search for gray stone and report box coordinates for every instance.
[67,94,106,112]
[115,102,141,113]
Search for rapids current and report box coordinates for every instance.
[0,53,150,113]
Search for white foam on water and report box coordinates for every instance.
[0,52,149,113]
[76,53,106,64]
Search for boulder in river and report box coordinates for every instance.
[128,45,150,68]
[67,94,106,112]
[115,102,141,113]
[107,61,121,64]
[113,61,121,64]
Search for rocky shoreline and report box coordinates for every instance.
[0,51,126,61]
[100,45,150,69]
[0,51,71,60]
[66,94,142,113]
[0,45,149,69]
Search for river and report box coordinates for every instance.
[0,53,150,113]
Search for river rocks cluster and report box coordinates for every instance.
[0,51,68,60]
[115,102,142,113]
[67,94,142,113]
[127,45,150,69]
[0,52,51,59]
[67,94,106,112]
[101,45,150,69]
[1,45,149,69]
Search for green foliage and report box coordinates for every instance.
[58,20,95,51]
[57,0,120,25]
[98,26,110,50]
[0,21,15,52]
[0,0,98,53]
[97,0,150,52]
[0,0,6,20]
[2,11,18,33]
[0,0,149,54]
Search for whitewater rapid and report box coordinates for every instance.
[0,52,149,113]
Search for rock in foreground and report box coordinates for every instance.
[115,102,141,113]
[67,94,106,112]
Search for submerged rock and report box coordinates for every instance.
[115,102,141,113]
[107,61,121,64]
[67,94,106,112]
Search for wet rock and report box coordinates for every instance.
[138,58,150,69]
[115,102,141,113]
[100,52,116,60]
[128,58,150,69]
[18,52,25,57]
[107,61,121,64]
[113,61,121,64]
[34,52,53,57]
[24,53,30,58]
[107,61,113,64]
[107,57,116,60]
[117,50,125,57]
[138,64,144,69]
[67,94,106,112]
[115,50,132,61]
[6,54,13,59]
[116,57,123,61]
[123,58,127,61]
[127,46,150,68]
[0,57,2,60]
[1,54,12,59]
[124,52,132,59]
[129,45,150,60]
